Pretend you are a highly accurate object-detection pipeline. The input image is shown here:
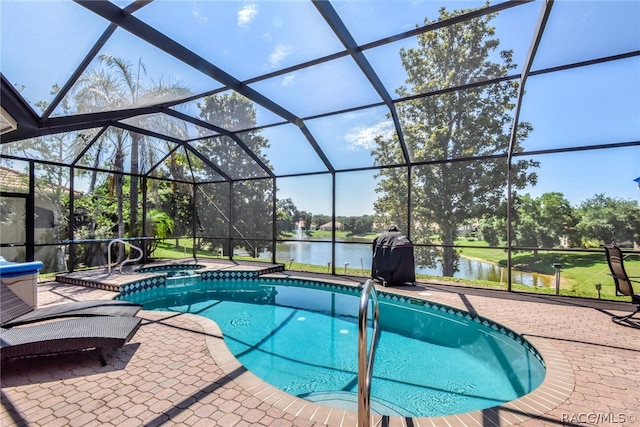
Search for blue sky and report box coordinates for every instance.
[1,0,638,216]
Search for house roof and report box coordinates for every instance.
[0,166,81,196]
[0,166,28,193]
[319,221,342,228]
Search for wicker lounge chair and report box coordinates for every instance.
[1,283,142,328]
[604,244,640,326]
[0,316,142,365]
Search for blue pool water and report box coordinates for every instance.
[121,279,545,417]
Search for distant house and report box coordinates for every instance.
[318,221,343,231]
[1,166,57,235]
[0,166,80,269]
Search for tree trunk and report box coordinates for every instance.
[115,150,125,264]
[79,141,105,268]
[129,133,140,259]
[441,224,457,277]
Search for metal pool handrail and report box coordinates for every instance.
[108,239,143,274]
[358,279,380,427]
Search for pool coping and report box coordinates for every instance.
[54,259,286,292]
[170,278,574,427]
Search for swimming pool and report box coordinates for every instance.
[120,278,546,417]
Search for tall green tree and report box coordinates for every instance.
[299,211,314,232]
[537,192,577,247]
[341,215,374,235]
[146,176,193,241]
[575,194,640,246]
[373,5,538,276]
[371,143,409,234]
[74,57,132,256]
[511,192,576,255]
[195,92,273,256]
[276,198,299,236]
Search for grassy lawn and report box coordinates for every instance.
[152,239,225,259]
[142,237,638,301]
[455,238,639,299]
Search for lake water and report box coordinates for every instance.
[260,239,553,287]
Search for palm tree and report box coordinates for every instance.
[145,208,174,255]
[73,54,191,263]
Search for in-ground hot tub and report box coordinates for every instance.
[136,264,204,287]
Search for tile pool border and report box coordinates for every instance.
[117,266,280,296]
[120,273,574,425]
[136,264,206,273]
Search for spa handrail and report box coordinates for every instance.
[358,279,380,427]
[108,239,143,274]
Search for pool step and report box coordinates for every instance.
[302,391,407,416]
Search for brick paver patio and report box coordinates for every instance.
[1,267,639,426]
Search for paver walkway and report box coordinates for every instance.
[1,271,639,426]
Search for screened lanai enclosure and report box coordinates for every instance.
[1,0,639,299]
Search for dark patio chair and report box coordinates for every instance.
[1,283,142,328]
[603,244,640,325]
[0,316,142,365]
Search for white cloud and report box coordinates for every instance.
[344,121,395,151]
[191,6,208,24]
[237,3,258,29]
[281,74,296,87]
[268,44,292,69]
